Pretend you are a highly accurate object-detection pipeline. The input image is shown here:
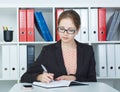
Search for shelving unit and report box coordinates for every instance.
[0,1,120,92]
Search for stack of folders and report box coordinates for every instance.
[107,10,120,41]
[34,11,53,41]
[89,8,107,41]
[19,9,35,42]
[1,45,19,79]
[93,44,120,77]
[27,46,35,70]
[19,45,35,77]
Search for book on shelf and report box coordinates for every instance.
[80,9,89,42]
[89,8,98,41]
[27,45,35,69]
[26,9,35,42]
[19,45,27,77]
[98,8,107,41]
[115,44,120,77]
[106,44,115,77]
[34,11,53,41]
[19,9,27,42]
[107,11,120,41]
[33,80,88,88]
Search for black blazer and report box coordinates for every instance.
[21,40,97,83]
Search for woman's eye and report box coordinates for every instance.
[59,27,65,30]
[60,28,65,30]
[69,30,74,32]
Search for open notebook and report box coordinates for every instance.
[33,80,88,88]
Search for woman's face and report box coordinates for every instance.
[58,18,79,43]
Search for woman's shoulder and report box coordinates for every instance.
[76,41,94,54]
[76,40,92,49]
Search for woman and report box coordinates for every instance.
[21,10,97,83]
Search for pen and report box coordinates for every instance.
[41,64,48,73]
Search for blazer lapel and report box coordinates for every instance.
[76,41,84,75]
[55,41,67,75]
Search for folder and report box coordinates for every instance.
[110,12,120,41]
[106,11,119,41]
[9,45,19,79]
[115,44,120,77]
[55,8,64,41]
[98,8,106,41]
[74,9,81,42]
[19,9,27,42]
[94,44,107,77]
[89,9,98,41]
[27,46,35,69]
[106,44,115,77]
[80,9,89,42]
[34,12,53,41]
[19,45,27,77]
[26,9,35,42]
[1,45,10,79]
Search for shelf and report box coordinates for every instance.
[90,41,120,44]
[0,79,18,81]
[97,77,120,80]
[19,41,56,45]
[0,42,18,45]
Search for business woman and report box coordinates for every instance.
[21,10,97,83]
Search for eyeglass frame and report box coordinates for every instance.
[57,26,77,34]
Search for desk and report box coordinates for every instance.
[9,82,119,92]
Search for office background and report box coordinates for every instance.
[0,0,120,92]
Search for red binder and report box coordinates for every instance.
[56,9,64,41]
[98,8,106,41]
[19,9,27,42]
[26,9,35,42]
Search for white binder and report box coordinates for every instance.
[9,45,19,79]
[106,44,115,77]
[89,9,98,41]
[115,44,120,77]
[94,44,107,77]
[1,45,10,79]
[80,9,89,42]
[19,45,27,77]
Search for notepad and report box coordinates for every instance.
[33,80,88,88]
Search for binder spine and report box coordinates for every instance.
[26,9,35,42]
[98,8,106,41]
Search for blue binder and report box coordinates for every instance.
[27,45,35,69]
[34,12,53,41]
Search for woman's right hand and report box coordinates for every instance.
[37,72,54,83]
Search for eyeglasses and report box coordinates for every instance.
[58,26,76,34]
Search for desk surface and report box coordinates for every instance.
[9,82,119,92]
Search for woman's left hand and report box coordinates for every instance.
[55,75,76,81]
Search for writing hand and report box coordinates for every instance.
[55,75,76,81]
[37,72,54,83]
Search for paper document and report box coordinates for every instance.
[33,80,88,88]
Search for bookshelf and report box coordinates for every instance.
[0,1,120,92]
